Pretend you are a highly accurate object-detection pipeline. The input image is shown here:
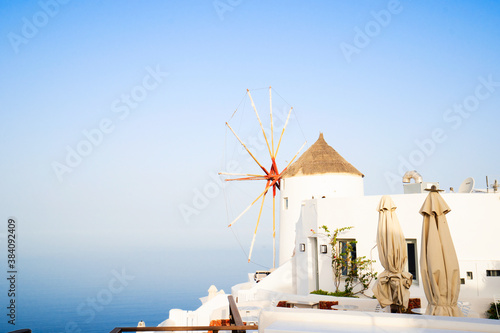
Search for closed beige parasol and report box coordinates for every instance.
[420,186,462,317]
[372,195,412,312]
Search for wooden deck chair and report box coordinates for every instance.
[404,298,421,314]
[228,295,244,333]
[276,301,291,308]
[319,300,338,310]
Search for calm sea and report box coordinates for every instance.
[1,246,267,333]
[4,273,204,333]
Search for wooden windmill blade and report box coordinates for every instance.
[220,87,305,268]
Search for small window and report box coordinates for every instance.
[486,270,500,277]
[460,278,465,284]
[467,271,473,280]
[284,197,288,210]
[337,239,356,276]
[406,239,418,281]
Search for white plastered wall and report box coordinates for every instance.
[279,173,364,266]
[293,192,500,314]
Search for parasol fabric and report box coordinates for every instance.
[372,195,412,310]
[420,190,462,317]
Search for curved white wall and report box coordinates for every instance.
[278,173,364,266]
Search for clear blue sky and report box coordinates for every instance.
[0,0,499,327]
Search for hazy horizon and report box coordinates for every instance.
[1,1,499,331]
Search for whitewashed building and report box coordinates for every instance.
[163,133,500,328]
[279,133,365,266]
[285,134,500,314]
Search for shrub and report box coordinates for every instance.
[318,225,377,297]
[310,289,356,298]
[485,302,500,319]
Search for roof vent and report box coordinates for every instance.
[402,170,423,183]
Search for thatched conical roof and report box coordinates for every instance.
[282,133,364,178]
